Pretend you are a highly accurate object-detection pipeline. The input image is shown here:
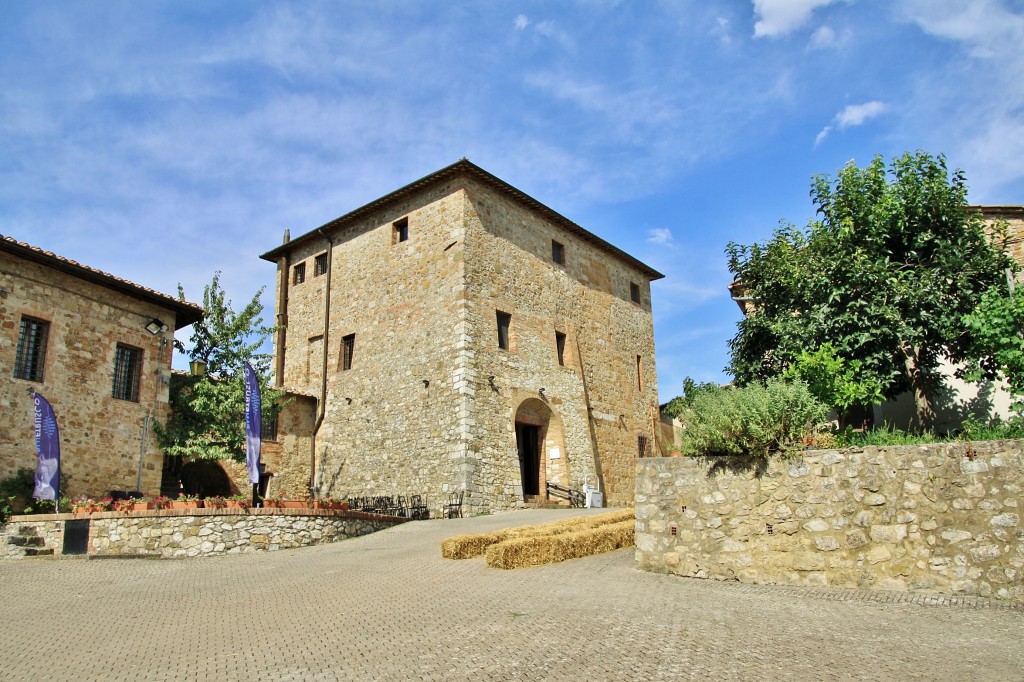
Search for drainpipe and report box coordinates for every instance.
[310,229,335,495]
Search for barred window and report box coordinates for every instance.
[638,435,649,457]
[14,316,49,382]
[341,334,355,371]
[112,344,142,402]
[314,253,328,277]
[293,262,306,284]
[261,412,278,442]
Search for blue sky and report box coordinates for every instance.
[3,0,1023,401]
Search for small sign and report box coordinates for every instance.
[548,447,561,460]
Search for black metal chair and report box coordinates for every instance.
[409,494,428,520]
[443,491,464,519]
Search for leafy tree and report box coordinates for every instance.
[662,377,721,420]
[961,285,1024,415]
[155,273,284,461]
[726,152,1014,429]
[782,343,883,424]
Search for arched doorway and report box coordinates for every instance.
[513,398,565,501]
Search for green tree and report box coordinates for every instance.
[155,273,285,461]
[726,152,1014,429]
[662,377,721,420]
[782,343,883,424]
[962,284,1024,415]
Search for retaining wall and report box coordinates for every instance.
[1,508,407,559]
[635,440,1024,600]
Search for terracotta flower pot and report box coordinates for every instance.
[280,500,305,509]
[130,502,152,511]
[225,500,247,509]
[262,500,281,509]
[170,501,200,510]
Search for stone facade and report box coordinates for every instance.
[1,508,403,559]
[0,235,202,502]
[635,441,1024,600]
[260,160,662,513]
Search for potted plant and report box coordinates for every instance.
[152,495,171,510]
[95,497,114,512]
[261,495,281,509]
[170,493,202,510]
[204,495,227,509]
[71,497,95,514]
[279,497,306,509]
[113,498,137,513]
[225,494,249,509]
[312,496,338,510]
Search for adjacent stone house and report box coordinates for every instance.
[260,159,663,513]
[0,235,203,501]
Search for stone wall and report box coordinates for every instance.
[1,508,405,559]
[635,441,1024,600]
[0,251,183,501]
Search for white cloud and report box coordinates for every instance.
[814,100,887,146]
[514,14,529,31]
[647,228,675,248]
[809,25,837,49]
[752,0,838,38]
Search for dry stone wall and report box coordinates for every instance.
[636,441,1024,600]
[2,508,404,559]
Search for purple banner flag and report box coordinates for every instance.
[32,392,60,501]
[243,362,262,485]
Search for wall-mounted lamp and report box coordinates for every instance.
[539,387,546,397]
[145,318,168,335]
[345,397,352,404]
[422,379,430,388]
[189,360,207,377]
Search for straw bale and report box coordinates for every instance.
[441,509,633,559]
[484,519,635,569]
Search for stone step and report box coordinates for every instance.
[8,535,46,547]
[23,547,54,557]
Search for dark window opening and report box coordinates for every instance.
[496,311,511,350]
[314,253,328,277]
[555,331,566,366]
[261,412,278,442]
[551,240,565,265]
[393,217,409,243]
[293,262,306,285]
[638,435,649,457]
[14,316,49,382]
[341,334,355,371]
[636,354,643,391]
[630,282,641,304]
[112,344,142,402]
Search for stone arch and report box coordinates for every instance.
[512,398,568,501]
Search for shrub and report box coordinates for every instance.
[680,378,828,458]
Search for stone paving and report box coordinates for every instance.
[1,508,1021,681]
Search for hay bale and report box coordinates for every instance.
[484,519,635,570]
[441,509,634,559]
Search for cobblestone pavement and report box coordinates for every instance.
[1,508,1021,681]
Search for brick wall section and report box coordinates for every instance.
[268,171,660,514]
[1,508,405,559]
[0,252,182,500]
[635,441,1024,600]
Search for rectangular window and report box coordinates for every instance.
[341,334,355,371]
[112,344,142,402]
[261,412,279,442]
[14,316,49,382]
[638,435,649,457]
[555,331,566,366]
[496,311,511,350]
[393,217,409,243]
[551,240,565,265]
[293,262,306,285]
[630,282,641,304]
[314,253,328,277]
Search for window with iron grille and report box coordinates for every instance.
[638,435,649,457]
[555,331,566,366]
[551,240,565,265]
[293,262,306,284]
[314,253,328,276]
[14,316,49,382]
[496,311,511,350]
[630,282,641,304]
[341,334,355,371]
[261,412,278,442]
[112,344,142,402]
[393,217,409,243]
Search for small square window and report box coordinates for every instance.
[314,253,328,277]
[14,316,49,382]
[630,282,641,304]
[341,334,355,371]
[551,240,565,265]
[293,262,306,285]
[496,311,511,350]
[393,217,409,244]
[555,332,566,366]
[112,344,143,402]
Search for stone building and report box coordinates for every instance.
[260,159,663,513]
[0,235,202,501]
